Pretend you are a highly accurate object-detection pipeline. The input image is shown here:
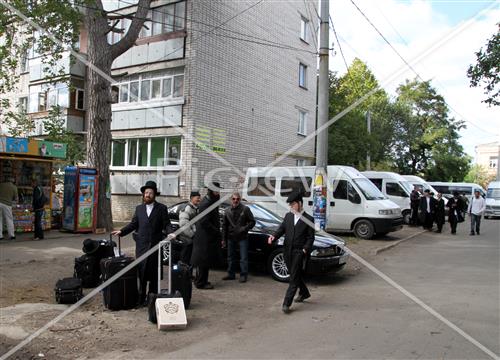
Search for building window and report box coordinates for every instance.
[300,16,308,42]
[136,2,186,40]
[298,110,307,135]
[18,97,28,113]
[20,50,29,73]
[117,73,184,103]
[299,63,307,88]
[296,159,306,166]
[28,83,69,113]
[111,136,182,168]
[75,89,85,110]
[490,157,498,169]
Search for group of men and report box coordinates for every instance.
[114,180,314,314]
[410,187,486,235]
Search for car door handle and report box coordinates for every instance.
[330,201,335,207]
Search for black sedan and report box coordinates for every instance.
[165,201,349,282]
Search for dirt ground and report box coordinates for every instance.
[0,245,364,360]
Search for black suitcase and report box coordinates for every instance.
[74,254,100,288]
[148,238,186,323]
[55,277,83,304]
[100,236,139,311]
[171,262,192,309]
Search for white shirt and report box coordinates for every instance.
[426,197,431,213]
[146,203,154,217]
[468,196,486,215]
[293,211,304,225]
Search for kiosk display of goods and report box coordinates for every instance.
[0,137,67,233]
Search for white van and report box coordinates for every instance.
[428,182,486,201]
[485,181,500,219]
[362,171,412,224]
[243,166,403,239]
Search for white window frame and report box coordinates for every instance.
[117,73,184,104]
[299,63,307,88]
[300,16,308,42]
[296,159,306,166]
[75,89,85,110]
[111,136,182,170]
[298,110,307,136]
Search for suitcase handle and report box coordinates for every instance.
[158,239,172,294]
[110,233,121,257]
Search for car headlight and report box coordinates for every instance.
[311,246,343,257]
[379,209,401,215]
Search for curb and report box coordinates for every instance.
[372,230,427,255]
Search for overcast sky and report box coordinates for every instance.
[327,0,500,160]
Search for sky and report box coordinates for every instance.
[327,0,500,160]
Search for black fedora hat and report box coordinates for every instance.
[286,190,303,204]
[140,180,160,195]
[82,239,99,254]
[205,181,222,192]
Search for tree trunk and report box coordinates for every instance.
[84,12,114,231]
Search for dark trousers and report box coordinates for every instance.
[139,253,158,304]
[436,217,444,232]
[410,205,419,225]
[283,249,310,307]
[470,214,481,234]
[449,217,458,234]
[34,210,44,239]
[423,212,434,229]
[180,243,193,265]
[227,238,249,276]
[194,266,209,288]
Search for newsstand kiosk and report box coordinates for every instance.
[62,166,99,232]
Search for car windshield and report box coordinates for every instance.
[248,203,282,223]
[353,178,386,200]
[487,189,500,199]
[401,181,413,194]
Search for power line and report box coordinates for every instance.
[348,0,492,136]
[329,14,349,72]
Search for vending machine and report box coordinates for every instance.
[62,167,99,232]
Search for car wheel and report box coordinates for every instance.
[267,249,290,282]
[354,219,375,239]
[402,210,411,225]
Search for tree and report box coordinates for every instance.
[0,0,152,230]
[464,164,496,189]
[393,79,470,180]
[467,24,499,106]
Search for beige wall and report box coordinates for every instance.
[475,142,499,177]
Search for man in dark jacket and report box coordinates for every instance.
[434,192,446,233]
[32,178,47,240]
[419,189,437,230]
[191,182,222,289]
[112,181,174,305]
[268,191,314,314]
[447,191,465,235]
[410,187,420,226]
[222,192,256,283]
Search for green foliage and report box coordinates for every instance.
[464,164,496,189]
[467,24,500,106]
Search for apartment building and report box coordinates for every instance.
[2,0,319,221]
[475,141,499,177]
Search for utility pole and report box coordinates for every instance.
[366,111,371,170]
[313,0,329,231]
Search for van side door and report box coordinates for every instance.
[327,179,362,231]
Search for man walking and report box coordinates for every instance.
[32,178,47,240]
[268,191,314,314]
[434,192,446,233]
[0,177,18,240]
[468,189,486,235]
[222,192,255,283]
[447,191,465,235]
[191,182,222,290]
[178,190,201,264]
[112,181,175,305]
[419,189,436,230]
[410,186,420,226]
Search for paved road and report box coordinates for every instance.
[165,219,500,359]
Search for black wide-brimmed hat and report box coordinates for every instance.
[190,190,201,197]
[205,181,222,192]
[286,190,303,204]
[140,180,160,195]
[82,239,99,254]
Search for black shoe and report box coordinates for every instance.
[282,305,290,314]
[295,294,311,303]
[470,232,475,236]
[10,236,16,240]
[239,275,247,283]
[196,283,214,290]
[476,231,480,235]
[222,275,236,280]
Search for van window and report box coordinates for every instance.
[353,178,385,200]
[369,178,383,191]
[449,186,472,195]
[487,188,500,199]
[280,177,312,197]
[247,177,276,197]
[431,185,449,194]
[386,182,408,197]
[333,180,361,204]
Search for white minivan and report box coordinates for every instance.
[485,181,500,219]
[243,166,404,239]
[428,182,486,201]
[362,171,412,224]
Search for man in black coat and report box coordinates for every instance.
[112,181,174,305]
[268,191,314,314]
[447,191,466,235]
[434,192,446,233]
[410,187,421,226]
[191,182,222,289]
[419,189,437,230]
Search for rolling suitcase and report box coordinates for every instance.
[101,235,139,311]
[74,254,100,288]
[54,277,83,304]
[171,262,192,309]
[148,239,187,328]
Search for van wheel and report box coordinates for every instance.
[267,249,290,282]
[402,210,411,225]
[354,220,375,239]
